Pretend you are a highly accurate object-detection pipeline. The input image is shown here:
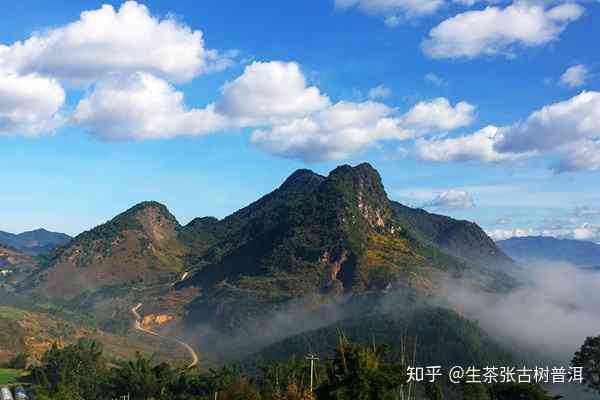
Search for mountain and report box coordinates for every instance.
[17,163,515,340]
[497,236,600,267]
[390,203,515,271]
[242,307,513,369]
[0,228,71,255]
[0,245,39,287]
[176,163,515,331]
[21,202,187,300]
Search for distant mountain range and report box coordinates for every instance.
[497,236,600,268]
[0,228,71,255]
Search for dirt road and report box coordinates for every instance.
[130,303,199,369]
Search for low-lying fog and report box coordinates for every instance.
[442,262,600,363]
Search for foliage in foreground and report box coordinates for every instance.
[28,337,561,400]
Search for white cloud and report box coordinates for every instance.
[560,64,589,88]
[368,85,392,99]
[417,92,600,172]
[424,189,476,209]
[495,91,600,154]
[422,2,584,59]
[452,0,504,6]
[399,97,475,133]
[335,0,446,23]
[0,1,233,86]
[216,61,330,126]
[73,72,226,140]
[424,73,446,86]
[488,224,600,242]
[250,101,409,162]
[250,93,474,162]
[0,71,65,136]
[415,125,528,162]
[553,140,600,172]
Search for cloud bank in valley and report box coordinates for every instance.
[442,263,600,362]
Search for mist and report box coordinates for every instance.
[180,295,356,363]
[175,261,600,368]
[440,262,600,363]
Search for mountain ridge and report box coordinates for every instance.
[497,236,600,267]
[16,163,516,335]
[0,228,71,255]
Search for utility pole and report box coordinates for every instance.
[306,353,319,393]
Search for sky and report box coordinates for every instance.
[0,0,599,241]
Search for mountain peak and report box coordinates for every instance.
[279,169,325,194]
[123,200,173,215]
[328,163,384,191]
[328,163,389,210]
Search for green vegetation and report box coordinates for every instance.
[0,368,23,385]
[29,337,558,400]
[243,307,513,370]
[572,335,600,395]
[0,306,26,321]
[15,164,517,341]
[180,163,514,332]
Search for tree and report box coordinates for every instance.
[31,338,107,400]
[7,352,28,369]
[572,335,600,395]
[108,353,179,400]
[316,336,407,400]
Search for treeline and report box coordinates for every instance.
[24,337,573,400]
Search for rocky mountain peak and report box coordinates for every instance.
[278,169,325,195]
[326,163,390,229]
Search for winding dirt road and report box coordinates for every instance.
[131,303,199,369]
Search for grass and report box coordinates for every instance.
[0,368,23,385]
[0,306,26,321]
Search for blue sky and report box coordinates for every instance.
[1,0,599,242]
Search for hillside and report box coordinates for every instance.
[242,307,514,369]
[21,202,187,300]
[497,236,600,267]
[0,246,38,288]
[176,163,515,332]
[0,229,71,255]
[0,302,189,366]
[15,163,516,349]
[390,202,514,270]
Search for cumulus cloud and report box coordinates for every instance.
[495,91,600,154]
[368,85,392,99]
[334,0,446,23]
[424,189,475,209]
[399,97,475,133]
[415,125,528,162]
[553,140,600,172]
[0,71,65,136]
[560,64,590,88]
[216,61,330,126]
[422,2,584,59]
[0,1,233,86]
[73,72,227,140]
[250,93,474,162]
[417,91,600,172]
[250,101,409,162]
[67,58,473,157]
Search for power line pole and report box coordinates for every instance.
[306,353,319,393]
